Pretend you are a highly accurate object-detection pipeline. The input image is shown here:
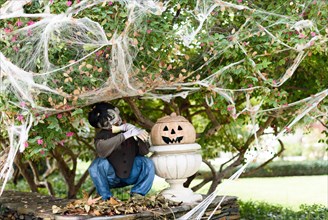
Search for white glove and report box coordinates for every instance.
[112,123,136,133]
[137,130,149,142]
[123,127,142,140]
[120,123,136,131]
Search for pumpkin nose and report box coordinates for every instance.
[171,129,176,134]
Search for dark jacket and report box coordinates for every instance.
[94,129,150,178]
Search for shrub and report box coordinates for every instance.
[240,201,328,220]
[243,160,328,178]
[199,160,328,179]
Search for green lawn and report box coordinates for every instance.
[153,175,328,210]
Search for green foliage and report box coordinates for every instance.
[1,0,327,161]
[0,0,327,197]
[199,160,328,178]
[22,106,94,161]
[240,201,328,220]
[244,160,328,177]
[319,129,328,151]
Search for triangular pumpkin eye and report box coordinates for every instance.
[178,125,183,130]
[163,126,169,131]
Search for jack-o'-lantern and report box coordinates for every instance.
[151,113,196,146]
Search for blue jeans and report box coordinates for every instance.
[88,156,155,200]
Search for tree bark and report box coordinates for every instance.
[207,151,245,195]
[51,147,77,198]
[242,139,285,177]
[14,153,39,193]
[123,97,155,129]
[28,160,55,196]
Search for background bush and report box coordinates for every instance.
[243,160,328,177]
[199,160,328,179]
[240,201,328,220]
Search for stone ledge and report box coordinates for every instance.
[0,191,239,219]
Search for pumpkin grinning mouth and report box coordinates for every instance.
[162,136,183,144]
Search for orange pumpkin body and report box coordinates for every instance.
[151,113,196,146]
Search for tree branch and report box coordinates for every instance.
[76,138,96,154]
[242,116,275,149]
[219,153,239,173]
[203,102,220,127]
[190,109,205,117]
[170,99,180,115]
[222,127,240,151]
[184,159,217,189]
[191,177,212,192]
[203,159,217,179]
[42,158,57,179]
[203,102,223,137]
[28,160,41,182]
[123,97,155,129]
[183,173,197,188]
[207,151,246,194]
[163,103,173,115]
[27,160,55,195]
[14,153,39,193]
[75,168,90,191]
[242,139,285,177]
[51,148,73,182]
[57,145,78,174]
[316,118,328,129]
[189,158,219,192]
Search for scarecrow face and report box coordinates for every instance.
[88,102,123,129]
[161,124,184,144]
[105,109,122,126]
[96,108,122,129]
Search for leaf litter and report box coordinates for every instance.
[52,192,182,217]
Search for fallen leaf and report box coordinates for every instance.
[84,204,91,213]
[52,205,61,214]
[93,209,102,216]
[87,196,102,206]
[108,197,120,205]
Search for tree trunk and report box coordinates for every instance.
[51,148,77,198]
[207,153,244,195]
[14,153,39,193]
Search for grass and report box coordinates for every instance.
[152,175,328,210]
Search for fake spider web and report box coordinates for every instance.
[0,0,327,218]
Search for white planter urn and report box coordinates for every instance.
[150,113,203,203]
[150,143,203,203]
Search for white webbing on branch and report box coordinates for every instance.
[0,2,327,218]
[180,89,328,220]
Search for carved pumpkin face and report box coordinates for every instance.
[161,124,184,144]
[151,113,196,146]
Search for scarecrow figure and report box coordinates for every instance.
[88,102,155,200]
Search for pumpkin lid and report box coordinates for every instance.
[156,113,190,123]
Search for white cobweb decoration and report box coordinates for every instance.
[179,88,328,220]
[0,0,168,195]
[12,15,109,73]
[0,0,327,217]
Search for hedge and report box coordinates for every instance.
[240,201,328,220]
[242,160,328,178]
[199,160,328,178]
